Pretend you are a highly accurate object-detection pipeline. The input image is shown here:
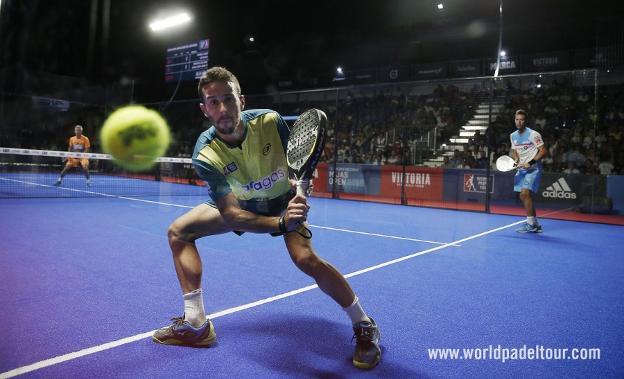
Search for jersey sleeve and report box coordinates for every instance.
[192,158,232,201]
[509,134,517,150]
[275,112,290,152]
[532,131,544,148]
[68,137,74,149]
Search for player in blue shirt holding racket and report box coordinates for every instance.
[510,109,547,233]
[152,67,381,369]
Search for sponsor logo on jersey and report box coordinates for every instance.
[223,162,238,175]
[542,177,577,199]
[242,168,286,192]
[262,143,271,155]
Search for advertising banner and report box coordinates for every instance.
[523,51,569,71]
[463,173,494,193]
[412,62,448,79]
[537,173,583,204]
[449,59,482,77]
[485,57,520,74]
[380,166,444,201]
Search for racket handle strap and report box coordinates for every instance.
[296,179,309,197]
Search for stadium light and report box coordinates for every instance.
[333,66,345,82]
[499,50,507,57]
[248,36,255,42]
[149,12,192,32]
[437,3,444,10]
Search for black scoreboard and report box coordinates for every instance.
[164,39,209,83]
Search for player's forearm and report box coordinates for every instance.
[511,150,519,162]
[221,208,279,233]
[532,146,546,162]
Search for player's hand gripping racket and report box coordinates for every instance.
[285,108,328,238]
[495,155,517,172]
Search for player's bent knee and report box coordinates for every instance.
[293,252,322,273]
[167,222,194,245]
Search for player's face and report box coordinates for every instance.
[75,127,82,136]
[515,114,526,130]
[199,81,245,136]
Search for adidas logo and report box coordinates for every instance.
[542,177,577,199]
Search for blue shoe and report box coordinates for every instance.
[516,223,542,233]
[152,316,216,347]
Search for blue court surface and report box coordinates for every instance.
[1,179,623,378]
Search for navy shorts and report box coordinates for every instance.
[205,190,296,236]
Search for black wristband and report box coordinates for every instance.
[529,159,537,165]
[278,215,287,233]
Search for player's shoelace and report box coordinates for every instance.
[352,324,376,344]
[166,316,186,331]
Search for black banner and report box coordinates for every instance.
[522,51,569,71]
[449,59,482,77]
[573,46,621,69]
[536,173,607,205]
[412,62,448,79]
[485,57,520,75]
[379,66,408,82]
[351,68,377,83]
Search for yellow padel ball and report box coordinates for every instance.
[100,105,170,171]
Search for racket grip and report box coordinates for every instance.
[296,179,309,197]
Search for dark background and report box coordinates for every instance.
[1,0,622,100]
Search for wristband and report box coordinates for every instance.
[278,215,287,233]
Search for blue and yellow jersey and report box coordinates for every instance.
[192,109,291,210]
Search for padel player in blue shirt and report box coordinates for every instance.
[152,67,381,369]
[510,109,547,233]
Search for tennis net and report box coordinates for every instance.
[0,147,207,198]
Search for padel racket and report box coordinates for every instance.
[284,109,327,239]
[495,155,517,172]
[286,108,327,197]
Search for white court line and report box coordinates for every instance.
[312,225,461,246]
[0,177,456,246]
[0,218,526,378]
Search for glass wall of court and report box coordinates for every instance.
[1,69,623,225]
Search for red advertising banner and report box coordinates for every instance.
[312,162,331,196]
[380,165,444,201]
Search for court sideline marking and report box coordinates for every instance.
[0,177,459,246]
[1,217,526,378]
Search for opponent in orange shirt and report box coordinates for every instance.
[55,125,91,186]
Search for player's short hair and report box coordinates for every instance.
[197,66,242,100]
[74,125,83,131]
[515,109,527,118]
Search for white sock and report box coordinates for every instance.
[343,296,371,325]
[183,288,207,327]
[527,216,537,226]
